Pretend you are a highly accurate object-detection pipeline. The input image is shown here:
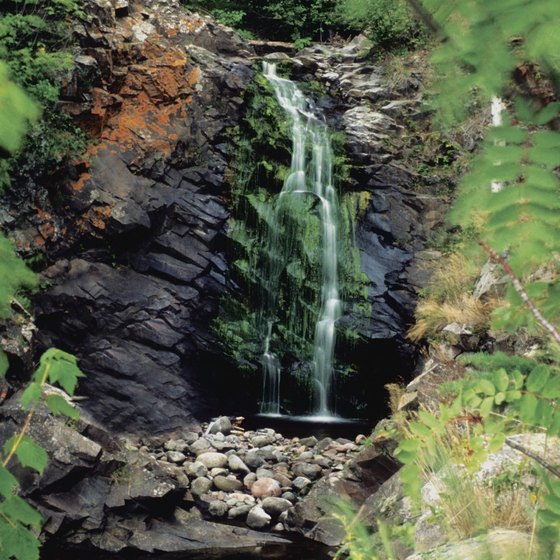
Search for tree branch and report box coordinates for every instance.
[477,240,560,345]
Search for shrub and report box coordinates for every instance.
[336,0,428,51]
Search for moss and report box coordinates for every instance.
[216,68,371,386]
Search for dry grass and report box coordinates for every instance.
[433,465,534,541]
[407,253,500,342]
[408,294,498,342]
[384,382,406,415]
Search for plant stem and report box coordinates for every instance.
[477,240,560,345]
[2,362,50,468]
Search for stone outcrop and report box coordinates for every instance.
[1,0,256,434]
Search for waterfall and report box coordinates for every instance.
[259,62,342,417]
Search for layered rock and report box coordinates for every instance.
[1,0,256,433]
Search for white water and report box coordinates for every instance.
[260,62,342,416]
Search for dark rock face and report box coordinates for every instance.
[1,3,446,431]
[1,0,256,434]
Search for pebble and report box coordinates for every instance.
[246,505,271,529]
[197,452,228,469]
[213,475,243,492]
[208,500,228,518]
[190,438,211,455]
[251,477,281,498]
[155,418,364,534]
[191,477,212,497]
[186,461,208,478]
[209,416,232,435]
[261,497,292,516]
[228,454,250,474]
[166,451,187,464]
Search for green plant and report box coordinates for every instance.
[336,0,427,51]
[0,348,85,560]
[0,0,87,189]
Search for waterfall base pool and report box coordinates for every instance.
[245,413,371,440]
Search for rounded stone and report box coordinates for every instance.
[191,477,212,498]
[292,462,322,480]
[246,505,271,529]
[190,438,211,455]
[244,472,257,490]
[292,476,312,491]
[208,499,228,518]
[228,504,251,520]
[251,477,282,498]
[197,452,228,469]
[186,461,208,478]
[213,475,243,492]
[261,497,292,517]
[256,467,275,480]
[228,454,250,474]
[166,451,187,464]
[244,450,266,469]
[210,467,229,477]
[209,416,232,435]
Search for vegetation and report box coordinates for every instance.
[333,0,560,557]
[0,348,84,560]
[0,0,87,189]
[336,0,427,52]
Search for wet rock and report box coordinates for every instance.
[251,478,282,498]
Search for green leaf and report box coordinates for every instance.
[518,393,539,423]
[408,421,432,439]
[0,518,40,560]
[40,348,84,395]
[479,396,495,417]
[0,350,8,378]
[0,465,18,498]
[45,394,79,419]
[543,493,560,517]
[494,391,506,405]
[487,431,506,453]
[20,383,42,409]
[526,364,551,392]
[475,379,496,397]
[543,375,560,399]
[397,438,421,453]
[492,369,509,393]
[0,495,42,527]
[13,436,48,474]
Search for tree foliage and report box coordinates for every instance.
[0,0,87,189]
[0,348,84,560]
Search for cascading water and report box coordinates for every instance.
[260,62,342,417]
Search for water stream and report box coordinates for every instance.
[260,62,342,416]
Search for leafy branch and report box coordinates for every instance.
[0,348,84,560]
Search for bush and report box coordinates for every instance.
[336,0,427,51]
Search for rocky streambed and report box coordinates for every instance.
[1,395,398,557]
